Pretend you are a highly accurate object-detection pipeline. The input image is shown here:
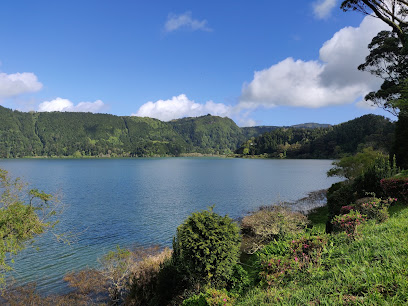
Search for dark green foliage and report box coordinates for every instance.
[327,182,356,219]
[0,106,262,157]
[381,177,408,203]
[226,264,250,294]
[154,257,191,305]
[394,113,408,169]
[353,154,399,198]
[172,207,241,287]
[169,114,245,154]
[236,114,394,158]
[327,151,399,221]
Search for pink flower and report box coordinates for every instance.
[223,298,227,302]
[294,257,298,262]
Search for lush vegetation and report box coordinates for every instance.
[0,106,394,159]
[0,107,278,158]
[236,114,395,159]
[0,169,59,285]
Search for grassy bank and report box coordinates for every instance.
[236,204,408,305]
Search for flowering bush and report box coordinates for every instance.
[259,256,299,287]
[357,198,395,222]
[289,236,328,268]
[340,205,356,214]
[332,210,366,239]
[381,177,408,203]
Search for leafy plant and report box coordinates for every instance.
[332,210,366,239]
[173,207,241,287]
[0,168,60,285]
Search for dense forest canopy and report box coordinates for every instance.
[236,114,395,159]
[0,106,394,158]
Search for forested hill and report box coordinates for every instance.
[0,106,273,157]
[0,106,393,158]
[236,114,395,158]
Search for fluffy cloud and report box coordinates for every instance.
[132,94,231,121]
[313,0,337,19]
[239,16,388,110]
[164,12,212,32]
[38,97,106,113]
[0,72,42,98]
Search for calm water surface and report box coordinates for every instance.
[0,158,340,294]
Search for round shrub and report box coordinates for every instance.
[173,207,241,287]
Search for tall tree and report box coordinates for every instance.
[342,0,408,168]
[341,1,408,42]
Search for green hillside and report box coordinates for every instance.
[237,114,395,158]
[0,106,394,158]
[0,107,250,157]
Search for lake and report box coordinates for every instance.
[0,158,340,294]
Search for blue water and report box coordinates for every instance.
[0,158,340,294]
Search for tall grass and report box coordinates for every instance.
[236,207,408,305]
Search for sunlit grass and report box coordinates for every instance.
[237,206,408,305]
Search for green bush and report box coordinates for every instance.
[356,197,394,223]
[225,264,250,294]
[173,207,241,287]
[327,181,356,218]
[353,155,399,198]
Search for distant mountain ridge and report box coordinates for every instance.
[0,105,386,158]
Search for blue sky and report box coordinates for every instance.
[0,0,395,126]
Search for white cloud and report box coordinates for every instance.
[164,12,211,32]
[38,97,106,113]
[0,72,43,98]
[132,94,231,121]
[313,0,337,19]
[239,16,389,110]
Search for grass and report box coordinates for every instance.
[236,205,408,305]
[306,205,328,233]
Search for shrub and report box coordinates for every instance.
[381,177,408,203]
[332,210,366,239]
[182,288,237,306]
[173,207,241,287]
[0,169,61,284]
[327,181,356,219]
[257,239,291,258]
[241,206,309,254]
[353,154,399,198]
[225,264,250,294]
[356,197,395,223]
[289,235,328,268]
[100,245,171,305]
[258,256,299,287]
